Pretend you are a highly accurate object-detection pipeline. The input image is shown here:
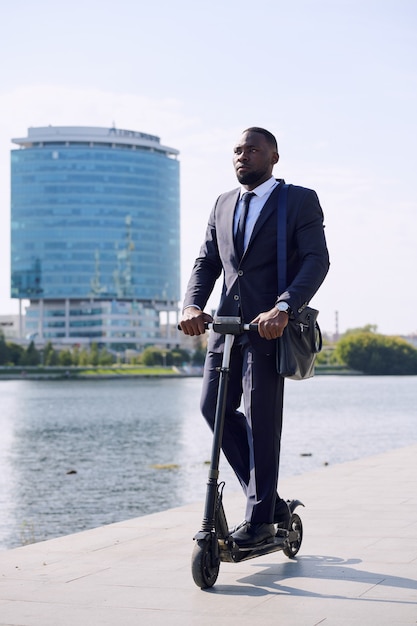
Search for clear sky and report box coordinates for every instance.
[1,0,416,337]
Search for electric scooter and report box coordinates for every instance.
[190,316,304,589]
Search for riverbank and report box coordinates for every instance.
[1,443,416,625]
[0,364,360,380]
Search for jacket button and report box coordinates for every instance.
[234,295,239,301]
[238,270,243,276]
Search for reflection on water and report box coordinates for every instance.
[0,375,416,549]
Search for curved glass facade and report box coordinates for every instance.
[11,129,180,302]
[10,126,180,347]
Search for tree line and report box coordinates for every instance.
[0,332,206,368]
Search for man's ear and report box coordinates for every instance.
[272,152,279,165]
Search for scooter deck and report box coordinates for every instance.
[218,529,298,563]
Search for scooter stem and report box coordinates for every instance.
[201,333,235,531]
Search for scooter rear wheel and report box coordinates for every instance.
[283,513,303,558]
[191,539,220,588]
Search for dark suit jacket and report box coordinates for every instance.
[183,181,330,354]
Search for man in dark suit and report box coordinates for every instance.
[180,127,329,548]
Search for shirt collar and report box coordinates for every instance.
[240,176,278,199]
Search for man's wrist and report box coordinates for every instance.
[276,301,292,316]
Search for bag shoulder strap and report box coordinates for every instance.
[277,183,289,295]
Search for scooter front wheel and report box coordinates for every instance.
[191,538,220,588]
[283,513,303,558]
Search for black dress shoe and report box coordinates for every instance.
[274,499,291,528]
[228,520,246,535]
[231,522,275,548]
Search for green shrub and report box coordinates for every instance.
[335,332,417,375]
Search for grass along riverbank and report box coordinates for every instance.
[0,363,360,379]
[0,365,185,379]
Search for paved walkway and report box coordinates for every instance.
[0,444,416,625]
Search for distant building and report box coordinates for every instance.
[0,315,21,341]
[11,126,180,349]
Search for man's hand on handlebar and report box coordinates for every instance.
[179,306,288,339]
[252,307,289,340]
[179,307,213,336]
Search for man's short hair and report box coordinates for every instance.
[243,127,278,152]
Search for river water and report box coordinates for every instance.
[1,375,416,550]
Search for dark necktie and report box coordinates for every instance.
[235,192,255,259]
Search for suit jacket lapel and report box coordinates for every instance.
[227,189,240,234]
[223,189,240,263]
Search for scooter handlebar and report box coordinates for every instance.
[204,320,258,335]
[204,318,258,335]
[178,317,258,335]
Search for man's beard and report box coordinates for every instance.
[236,169,264,186]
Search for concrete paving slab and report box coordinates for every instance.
[0,444,416,625]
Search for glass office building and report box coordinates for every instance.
[11,126,180,348]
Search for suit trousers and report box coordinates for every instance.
[200,336,285,524]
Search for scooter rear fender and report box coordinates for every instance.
[289,499,304,513]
